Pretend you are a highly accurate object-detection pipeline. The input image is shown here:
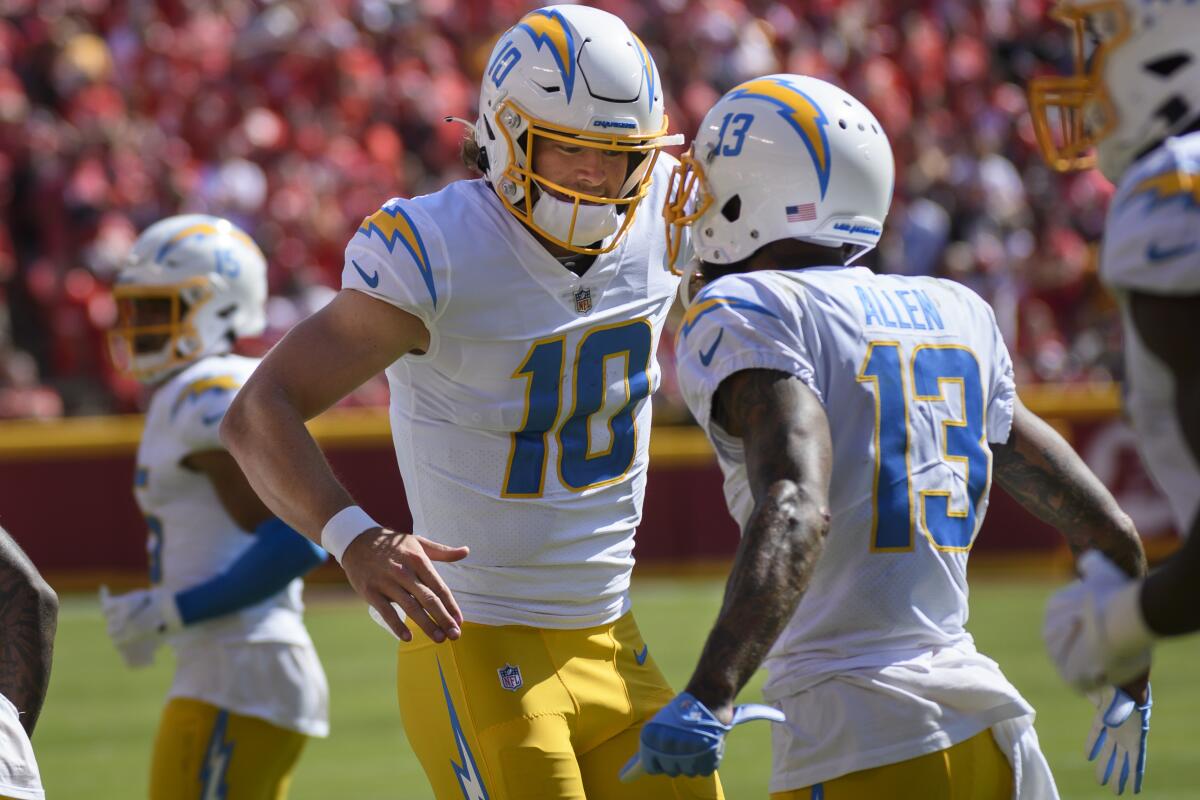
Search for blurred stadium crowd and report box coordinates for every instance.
[2,0,1120,419]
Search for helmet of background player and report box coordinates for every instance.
[109,214,267,383]
[664,74,895,269]
[474,5,683,255]
[1028,0,1200,182]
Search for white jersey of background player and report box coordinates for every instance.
[1032,0,1199,777]
[221,7,725,799]
[625,74,1145,798]
[101,215,328,799]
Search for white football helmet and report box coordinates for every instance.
[664,74,895,269]
[474,5,682,254]
[1029,0,1200,181]
[109,214,267,383]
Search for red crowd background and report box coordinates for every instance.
[1,0,1119,421]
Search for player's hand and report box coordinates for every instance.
[1043,551,1154,692]
[99,585,182,668]
[1085,685,1151,794]
[340,528,468,644]
[618,692,785,781]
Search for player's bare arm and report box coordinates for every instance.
[0,529,56,736]
[221,288,467,643]
[992,396,1146,578]
[684,369,832,720]
[183,450,274,532]
[1129,291,1200,635]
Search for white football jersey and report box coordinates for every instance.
[0,694,41,800]
[676,267,1037,788]
[1101,131,1200,533]
[342,158,682,628]
[137,354,328,736]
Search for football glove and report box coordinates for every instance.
[1086,685,1151,795]
[619,692,785,781]
[99,585,183,668]
[1043,551,1155,692]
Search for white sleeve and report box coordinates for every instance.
[980,298,1016,445]
[1101,139,1200,295]
[673,275,819,431]
[170,374,242,453]
[342,197,446,326]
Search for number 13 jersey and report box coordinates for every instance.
[342,161,681,628]
[677,266,1016,677]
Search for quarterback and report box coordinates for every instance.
[222,6,722,799]
[1031,0,1200,711]
[624,74,1148,798]
[101,215,329,799]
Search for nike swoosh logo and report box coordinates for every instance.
[201,411,225,426]
[352,259,381,288]
[635,644,649,666]
[1145,241,1199,262]
[698,329,724,367]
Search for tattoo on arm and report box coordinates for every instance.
[0,530,57,736]
[992,398,1145,578]
[687,370,832,712]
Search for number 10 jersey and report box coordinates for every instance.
[341,162,681,629]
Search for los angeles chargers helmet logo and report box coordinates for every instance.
[727,77,832,199]
[517,9,577,101]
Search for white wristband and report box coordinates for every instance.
[321,506,380,564]
[1104,580,1157,657]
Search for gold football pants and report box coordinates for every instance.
[396,611,724,800]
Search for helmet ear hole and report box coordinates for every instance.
[1145,53,1191,77]
[721,195,741,223]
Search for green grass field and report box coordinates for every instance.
[37,575,1200,798]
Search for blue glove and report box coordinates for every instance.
[619,692,785,781]
[1086,685,1151,795]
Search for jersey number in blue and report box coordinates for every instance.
[858,343,990,552]
[146,514,164,584]
[714,112,754,157]
[504,320,652,495]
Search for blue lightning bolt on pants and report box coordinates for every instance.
[150,698,308,800]
[395,612,725,800]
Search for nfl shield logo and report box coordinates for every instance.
[498,664,523,692]
[573,287,593,314]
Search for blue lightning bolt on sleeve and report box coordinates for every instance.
[174,518,327,626]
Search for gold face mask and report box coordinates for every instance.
[1028,1,1131,172]
[108,277,212,381]
[662,148,713,274]
[494,98,680,255]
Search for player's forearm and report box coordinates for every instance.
[1139,512,1200,636]
[220,381,356,543]
[684,480,829,711]
[993,401,1145,578]
[0,539,56,736]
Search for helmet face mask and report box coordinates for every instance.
[475,6,682,255]
[1030,0,1200,181]
[108,215,267,383]
[1029,1,1131,172]
[663,149,714,272]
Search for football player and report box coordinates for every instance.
[623,74,1150,797]
[0,525,55,800]
[1030,0,1200,704]
[220,6,723,799]
[101,215,330,799]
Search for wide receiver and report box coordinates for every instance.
[221,6,724,798]
[1030,0,1200,705]
[623,74,1149,797]
[102,215,329,799]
